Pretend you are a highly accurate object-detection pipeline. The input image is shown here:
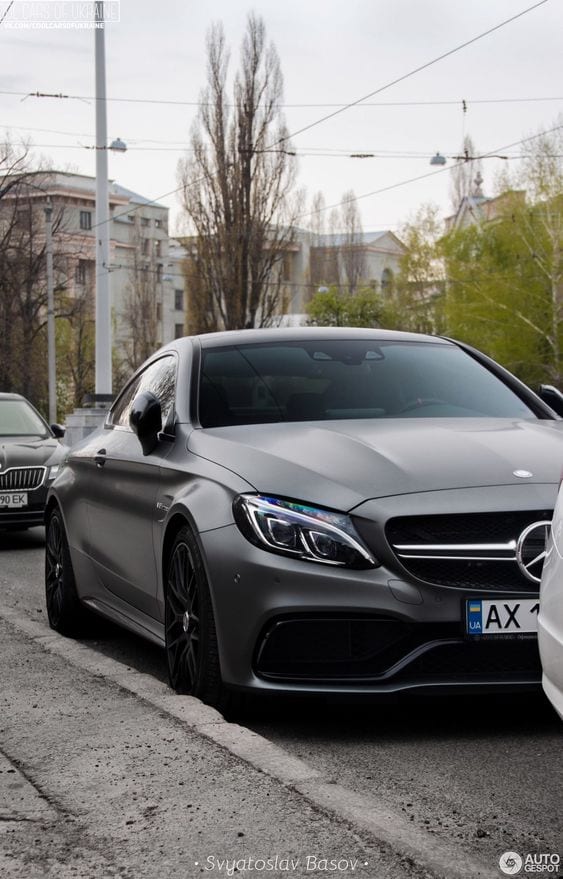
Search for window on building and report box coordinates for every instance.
[156,303,162,322]
[141,217,150,227]
[381,268,394,294]
[128,214,136,223]
[75,260,87,285]
[156,264,163,282]
[154,240,162,258]
[142,238,150,255]
[175,323,185,339]
[174,289,184,311]
[79,210,92,230]
[154,218,162,229]
[282,253,292,282]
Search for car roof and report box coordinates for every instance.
[170,327,453,352]
[0,392,26,401]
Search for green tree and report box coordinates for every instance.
[393,203,445,334]
[442,125,563,386]
[306,285,387,328]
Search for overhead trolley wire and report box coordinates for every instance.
[273,0,551,147]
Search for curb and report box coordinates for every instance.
[0,605,489,879]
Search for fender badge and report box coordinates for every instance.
[513,469,533,479]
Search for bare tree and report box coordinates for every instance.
[121,225,161,371]
[56,282,95,409]
[1,141,96,413]
[449,134,484,213]
[178,14,300,331]
[340,190,365,293]
[0,142,61,403]
[309,191,326,246]
[308,191,366,293]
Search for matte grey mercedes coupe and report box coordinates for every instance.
[45,328,563,710]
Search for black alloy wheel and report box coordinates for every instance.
[45,507,90,636]
[165,526,225,707]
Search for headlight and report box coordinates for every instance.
[233,494,377,569]
[48,465,60,481]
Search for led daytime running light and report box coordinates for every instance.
[235,494,375,568]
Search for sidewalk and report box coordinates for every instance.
[0,614,428,879]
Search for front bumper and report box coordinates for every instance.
[0,486,48,528]
[200,522,542,695]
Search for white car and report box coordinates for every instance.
[539,485,563,720]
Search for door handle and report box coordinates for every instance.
[94,449,107,467]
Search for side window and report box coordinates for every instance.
[109,356,177,430]
[110,375,143,428]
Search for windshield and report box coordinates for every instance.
[198,340,537,428]
[0,399,50,437]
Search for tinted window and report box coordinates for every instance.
[199,340,536,427]
[111,356,176,429]
[0,399,49,437]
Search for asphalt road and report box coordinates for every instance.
[1,527,562,878]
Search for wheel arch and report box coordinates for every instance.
[160,510,220,640]
[44,493,61,522]
[161,512,191,591]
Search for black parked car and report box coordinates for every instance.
[44,328,563,710]
[0,393,67,530]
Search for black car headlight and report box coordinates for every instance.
[233,494,377,569]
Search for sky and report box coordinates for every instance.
[1,0,562,236]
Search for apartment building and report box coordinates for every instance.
[10,171,177,371]
[176,228,406,328]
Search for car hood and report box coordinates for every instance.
[188,418,563,511]
[0,437,66,471]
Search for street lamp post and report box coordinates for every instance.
[94,0,112,402]
[44,199,56,424]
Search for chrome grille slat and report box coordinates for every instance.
[386,511,552,593]
[0,466,46,492]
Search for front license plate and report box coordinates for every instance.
[466,598,539,636]
[0,492,28,508]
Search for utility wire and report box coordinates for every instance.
[1,91,560,110]
[10,141,562,160]
[0,2,14,27]
[297,122,563,220]
[274,0,551,147]
[77,121,561,241]
[11,3,555,233]
[90,121,563,231]
[25,121,556,241]
[2,124,560,158]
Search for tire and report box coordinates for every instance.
[45,507,91,637]
[165,526,242,714]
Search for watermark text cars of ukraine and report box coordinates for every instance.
[2,2,120,28]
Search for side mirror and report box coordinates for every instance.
[51,423,65,438]
[538,384,563,418]
[130,391,162,455]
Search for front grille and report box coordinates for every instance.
[0,466,46,491]
[386,511,552,593]
[254,615,541,684]
[393,638,541,682]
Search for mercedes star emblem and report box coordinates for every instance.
[516,520,551,583]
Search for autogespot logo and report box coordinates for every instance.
[500,852,523,875]
[500,852,561,875]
